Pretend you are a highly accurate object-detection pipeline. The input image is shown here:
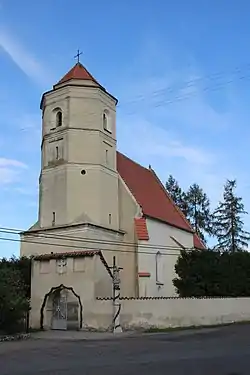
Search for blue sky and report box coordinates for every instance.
[0,0,250,256]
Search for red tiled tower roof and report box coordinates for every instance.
[116,151,205,250]
[56,62,100,86]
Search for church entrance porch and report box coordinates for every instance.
[41,285,82,331]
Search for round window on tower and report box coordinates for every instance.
[81,169,86,175]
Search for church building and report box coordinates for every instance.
[20,61,205,330]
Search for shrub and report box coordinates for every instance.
[173,250,250,297]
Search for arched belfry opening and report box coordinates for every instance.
[103,112,108,130]
[56,110,62,127]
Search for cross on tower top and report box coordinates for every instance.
[74,49,83,63]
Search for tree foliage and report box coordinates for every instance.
[165,175,250,249]
[165,175,187,213]
[213,179,250,252]
[174,250,250,297]
[166,175,212,243]
[185,183,212,242]
[0,257,31,334]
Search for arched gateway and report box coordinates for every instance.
[40,285,83,330]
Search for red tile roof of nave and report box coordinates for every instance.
[116,151,206,250]
[193,233,206,250]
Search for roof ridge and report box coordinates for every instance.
[116,151,206,248]
[76,62,99,84]
[150,169,206,248]
[117,151,151,173]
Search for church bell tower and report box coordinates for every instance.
[39,59,119,230]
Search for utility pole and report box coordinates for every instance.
[110,256,123,333]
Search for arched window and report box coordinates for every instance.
[56,111,62,127]
[103,110,112,132]
[156,251,163,284]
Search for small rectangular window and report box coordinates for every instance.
[109,214,112,224]
[52,211,56,225]
[56,146,59,160]
[105,149,109,164]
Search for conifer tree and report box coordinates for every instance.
[185,183,212,242]
[166,176,213,242]
[213,179,250,252]
[165,175,188,215]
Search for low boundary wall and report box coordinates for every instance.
[90,297,250,330]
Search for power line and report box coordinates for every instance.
[0,234,194,257]
[117,63,250,109]
[0,227,196,254]
[18,61,250,134]
[121,72,250,114]
[120,61,250,104]
[0,226,196,253]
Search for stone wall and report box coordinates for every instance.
[92,297,250,330]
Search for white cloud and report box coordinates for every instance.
[13,187,37,196]
[117,117,212,166]
[18,113,40,131]
[114,40,237,211]
[0,29,51,87]
[0,158,27,168]
[0,111,41,154]
[0,158,28,185]
[0,167,17,184]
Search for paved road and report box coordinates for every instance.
[1,325,250,374]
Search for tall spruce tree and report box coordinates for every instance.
[165,175,188,215]
[185,183,212,243]
[213,179,250,252]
